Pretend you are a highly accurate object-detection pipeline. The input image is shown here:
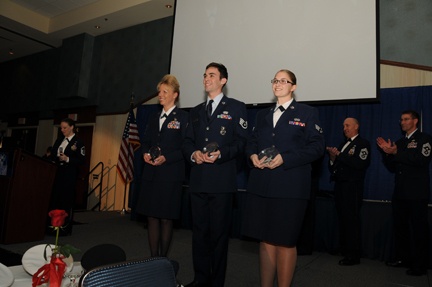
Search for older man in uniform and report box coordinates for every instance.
[183,62,248,287]
[327,117,371,266]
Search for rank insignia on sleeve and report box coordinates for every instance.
[359,148,369,160]
[240,118,248,129]
[315,124,323,133]
[422,142,431,157]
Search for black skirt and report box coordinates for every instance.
[241,193,308,246]
[136,180,183,220]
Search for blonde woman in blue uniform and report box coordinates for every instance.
[136,74,188,258]
[243,69,325,287]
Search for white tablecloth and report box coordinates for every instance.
[0,263,14,287]
[9,262,82,287]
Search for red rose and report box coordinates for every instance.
[48,210,68,227]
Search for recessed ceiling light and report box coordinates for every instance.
[165,4,173,8]
[94,25,101,29]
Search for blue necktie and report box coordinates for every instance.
[206,100,213,120]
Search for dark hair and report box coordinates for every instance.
[206,62,228,83]
[61,118,76,128]
[401,110,420,126]
[276,69,297,85]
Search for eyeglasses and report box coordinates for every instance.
[271,79,293,85]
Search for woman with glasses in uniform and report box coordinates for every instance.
[242,69,325,287]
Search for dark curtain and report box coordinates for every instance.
[316,85,432,202]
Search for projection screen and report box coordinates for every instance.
[170,0,378,108]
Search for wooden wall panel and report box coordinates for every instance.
[90,113,128,210]
[380,64,432,88]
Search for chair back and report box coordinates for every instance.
[79,257,177,287]
[80,243,126,272]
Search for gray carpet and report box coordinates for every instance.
[0,211,430,287]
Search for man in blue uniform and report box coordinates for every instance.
[183,62,248,287]
[327,117,371,266]
[377,110,432,276]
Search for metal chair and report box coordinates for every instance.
[79,257,177,287]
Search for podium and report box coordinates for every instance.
[0,148,57,244]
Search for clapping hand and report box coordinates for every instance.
[326,146,340,162]
[376,137,397,154]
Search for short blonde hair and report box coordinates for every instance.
[157,74,180,101]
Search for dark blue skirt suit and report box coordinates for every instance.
[136,106,189,219]
[49,135,85,212]
[242,100,325,246]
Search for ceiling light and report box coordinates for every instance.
[165,4,173,8]
[94,25,101,29]
[8,49,14,55]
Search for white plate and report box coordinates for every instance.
[0,263,13,287]
[21,244,73,275]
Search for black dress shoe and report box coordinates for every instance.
[338,257,360,266]
[385,260,407,268]
[406,269,427,276]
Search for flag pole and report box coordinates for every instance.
[120,93,135,215]
[120,159,130,215]
[120,181,129,215]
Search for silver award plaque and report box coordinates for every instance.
[258,146,279,164]
[202,142,219,154]
[149,146,161,162]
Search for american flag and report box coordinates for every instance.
[117,107,141,183]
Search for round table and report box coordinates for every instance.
[9,262,83,287]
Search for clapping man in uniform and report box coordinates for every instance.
[377,110,432,276]
[327,117,371,266]
[183,62,248,287]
